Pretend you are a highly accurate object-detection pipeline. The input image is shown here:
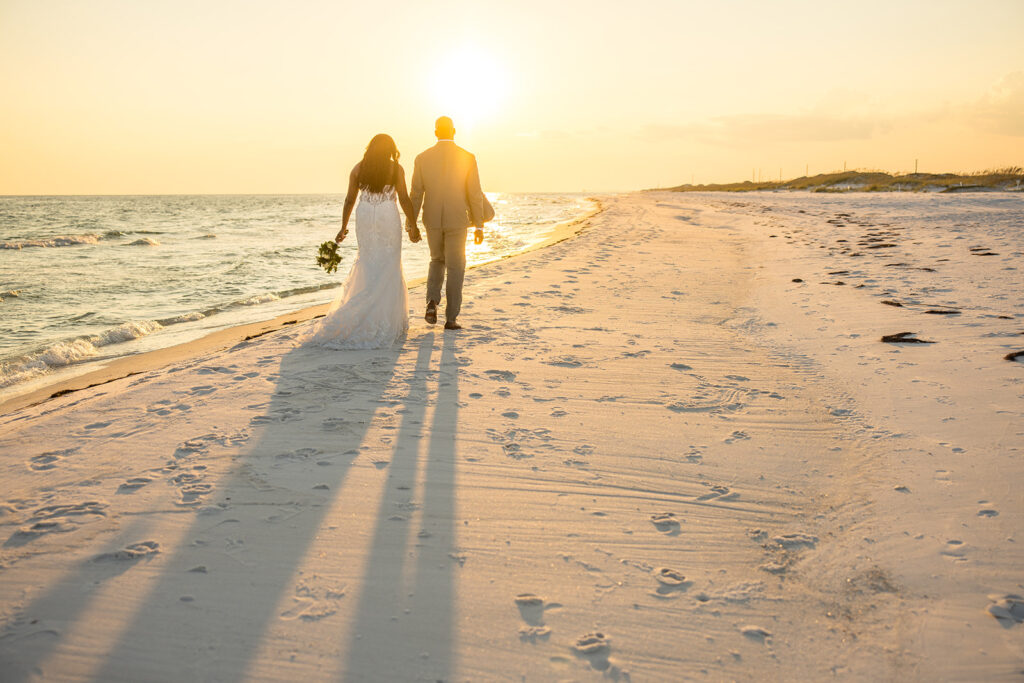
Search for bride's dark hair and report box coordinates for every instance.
[357,134,400,193]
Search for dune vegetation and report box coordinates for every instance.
[662,167,1024,193]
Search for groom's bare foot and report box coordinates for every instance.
[444,320,462,330]
[425,301,437,325]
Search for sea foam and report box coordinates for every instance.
[0,320,164,388]
[0,234,101,249]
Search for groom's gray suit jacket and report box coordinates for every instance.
[410,141,486,231]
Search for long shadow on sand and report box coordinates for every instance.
[83,334,412,681]
[338,332,459,680]
[3,327,461,681]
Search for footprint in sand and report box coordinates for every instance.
[772,533,818,549]
[275,447,323,462]
[519,625,552,641]
[740,625,772,643]
[147,400,192,416]
[651,567,690,598]
[724,430,750,444]
[170,470,213,506]
[488,427,552,460]
[572,632,610,657]
[987,594,1024,627]
[6,501,108,546]
[514,593,561,642]
[173,431,249,460]
[92,540,160,562]
[28,447,77,472]
[941,539,968,562]
[321,416,357,433]
[697,485,739,502]
[197,365,237,375]
[117,476,154,493]
[758,533,818,575]
[485,369,517,382]
[545,356,584,368]
[571,632,626,677]
[650,512,681,535]
[279,582,347,622]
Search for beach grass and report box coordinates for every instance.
[659,167,1024,193]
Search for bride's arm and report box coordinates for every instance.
[397,166,417,225]
[395,165,417,228]
[335,164,360,242]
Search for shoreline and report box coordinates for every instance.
[0,201,604,417]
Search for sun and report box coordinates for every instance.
[427,46,508,130]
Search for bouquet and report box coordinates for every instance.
[316,241,342,273]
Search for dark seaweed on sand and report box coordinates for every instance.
[881,332,936,344]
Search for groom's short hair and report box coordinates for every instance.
[435,116,455,138]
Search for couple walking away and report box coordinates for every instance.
[303,116,489,350]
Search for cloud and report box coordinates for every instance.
[643,71,1024,147]
[971,71,1024,136]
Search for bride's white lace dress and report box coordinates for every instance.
[303,187,408,349]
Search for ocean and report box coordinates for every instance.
[0,193,594,401]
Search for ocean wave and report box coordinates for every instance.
[232,293,281,307]
[0,234,100,249]
[126,237,160,247]
[94,320,163,345]
[155,311,206,325]
[275,282,340,298]
[0,320,163,389]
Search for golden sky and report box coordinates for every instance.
[1,0,1022,194]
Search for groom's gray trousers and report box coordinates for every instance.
[425,225,468,321]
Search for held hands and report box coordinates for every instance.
[474,228,484,245]
[406,218,421,243]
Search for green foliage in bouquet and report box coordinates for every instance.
[316,241,342,273]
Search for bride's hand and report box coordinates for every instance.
[335,228,348,242]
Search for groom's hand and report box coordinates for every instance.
[474,228,484,245]
[407,226,421,243]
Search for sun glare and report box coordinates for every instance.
[428,46,508,129]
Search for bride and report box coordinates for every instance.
[303,134,419,349]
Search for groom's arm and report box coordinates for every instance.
[466,154,485,230]
[409,156,424,226]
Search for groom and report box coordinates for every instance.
[408,116,486,330]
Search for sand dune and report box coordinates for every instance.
[1,192,1021,681]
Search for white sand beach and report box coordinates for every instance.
[1,192,1022,681]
